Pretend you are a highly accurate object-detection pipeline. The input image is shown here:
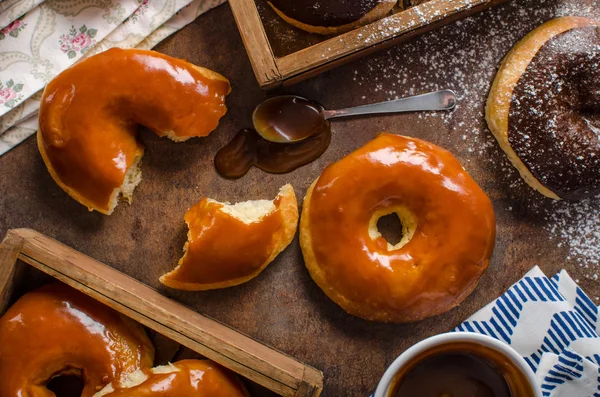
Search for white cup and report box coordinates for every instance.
[373,332,542,397]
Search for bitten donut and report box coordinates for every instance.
[300,134,496,323]
[0,283,154,397]
[267,0,396,35]
[38,48,231,214]
[486,16,600,200]
[96,360,249,396]
[160,184,298,290]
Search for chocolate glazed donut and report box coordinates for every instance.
[486,17,600,200]
[267,0,397,35]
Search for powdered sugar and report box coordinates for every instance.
[350,1,558,164]
[261,0,600,285]
[347,0,600,285]
[546,198,600,282]
[352,1,558,122]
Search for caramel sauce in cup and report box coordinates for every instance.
[375,333,540,397]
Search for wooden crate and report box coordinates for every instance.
[0,228,323,397]
[229,0,506,89]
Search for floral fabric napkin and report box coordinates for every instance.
[0,0,226,156]
[0,0,45,29]
[0,0,141,115]
[455,266,600,396]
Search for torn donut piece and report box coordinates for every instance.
[160,184,298,290]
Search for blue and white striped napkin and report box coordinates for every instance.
[455,266,600,397]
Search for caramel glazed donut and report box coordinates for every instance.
[95,360,249,397]
[486,16,600,200]
[268,0,397,35]
[0,283,155,397]
[0,284,249,397]
[38,48,230,214]
[300,134,496,323]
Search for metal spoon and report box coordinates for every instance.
[252,89,457,143]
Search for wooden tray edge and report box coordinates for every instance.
[227,0,282,88]
[228,0,507,89]
[0,228,324,397]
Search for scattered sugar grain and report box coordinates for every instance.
[347,0,600,280]
[545,198,600,281]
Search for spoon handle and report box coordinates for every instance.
[321,90,456,120]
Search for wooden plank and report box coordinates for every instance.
[19,255,297,396]
[228,0,506,88]
[279,0,506,87]
[0,231,24,314]
[227,0,281,88]
[296,379,321,397]
[277,0,505,82]
[7,228,323,397]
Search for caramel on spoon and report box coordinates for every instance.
[252,90,457,143]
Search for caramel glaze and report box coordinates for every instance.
[164,197,283,286]
[304,133,496,322]
[268,0,384,27]
[0,283,154,397]
[253,96,327,142]
[103,360,249,397]
[38,48,230,212]
[389,342,535,397]
[508,25,600,200]
[214,127,331,178]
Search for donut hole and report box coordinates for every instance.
[46,374,84,397]
[376,214,404,246]
[368,207,417,251]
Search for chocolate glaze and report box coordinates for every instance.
[268,0,384,27]
[214,127,331,178]
[389,342,535,397]
[508,26,600,200]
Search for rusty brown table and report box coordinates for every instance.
[1,0,600,395]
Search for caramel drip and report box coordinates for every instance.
[214,127,331,178]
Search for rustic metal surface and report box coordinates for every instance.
[1,1,600,396]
